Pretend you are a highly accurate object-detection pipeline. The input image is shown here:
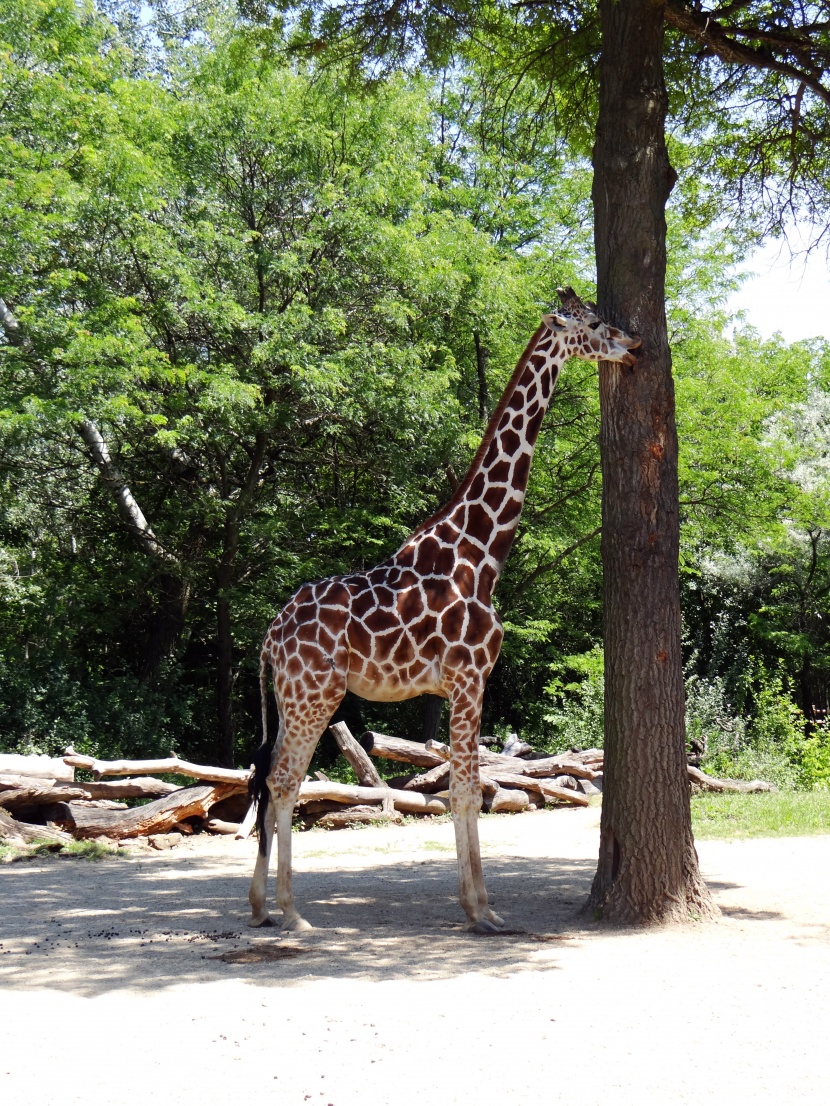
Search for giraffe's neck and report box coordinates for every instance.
[396,324,566,596]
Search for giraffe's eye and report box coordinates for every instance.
[588,321,601,331]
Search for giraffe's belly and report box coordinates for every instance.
[346,664,443,703]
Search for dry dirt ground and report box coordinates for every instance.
[2,806,830,1106]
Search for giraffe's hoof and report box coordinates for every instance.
[282,915,313,933]
[485,910,505,928]
[466,919,502,935]
[249,915,276,929]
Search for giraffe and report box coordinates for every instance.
[249,287,639,933]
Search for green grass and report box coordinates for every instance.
[61,839,123,859]
[692,790,830,839]
[0,838,123,862]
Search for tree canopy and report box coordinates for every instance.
[1,1,829,810]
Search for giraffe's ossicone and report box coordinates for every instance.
[248,288,640,933]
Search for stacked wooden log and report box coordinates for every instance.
[0,734,775,847]
[0,752,249,848]
[353,729,602,815]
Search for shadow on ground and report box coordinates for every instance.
[0,849,600,995]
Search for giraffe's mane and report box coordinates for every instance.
[407,322,548,541]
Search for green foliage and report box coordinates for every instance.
[0,0,609,761]
[2,0,830,784]
[694,668,830,792]
[542,646,604,753]
[685,673,747,765]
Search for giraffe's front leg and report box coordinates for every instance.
[448,681,505,934]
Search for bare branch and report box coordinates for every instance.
[0,296,178,567]
[75,420,178,565]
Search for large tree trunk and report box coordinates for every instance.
[587,0,717,923]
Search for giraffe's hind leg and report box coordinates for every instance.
[270,689,346,931]
[248,792,276,927]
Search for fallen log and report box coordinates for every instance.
[532,778,591,807]
[205,818,241,835]
[330,722,384,787]
[0,774,177,801]
[578,776,602,796]
[485,772,590,807]
[76,777,179,800]
[478,772,499,798]
[0,774,58,791]
[508,757,600,781]
[300,800,347,815]
[0,785,92,812]
[313,806,393,829]
[425,739,451,759]
[421,739,599,781]
[51,783,239,838]
[0,808,27,845]
[384,773,420,789]
[358,732,445,769]
[0,808,73,846]
[330,722,398,819]
[296,780,449,815]
[488,788,533,813]
[501,734,533,758]
[573,748,604,763]
[70,799,128,810]
[0,754,75,782]
[403,763,450,792]
[63,752,249,786]
[687,766,776,793]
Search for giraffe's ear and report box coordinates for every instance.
[542,312,568,329]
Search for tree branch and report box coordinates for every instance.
[0,297,178,567]
[75,420,178,565]
[664,1,830,109]
[511,524,602,600]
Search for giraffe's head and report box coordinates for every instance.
[541,287,641,366]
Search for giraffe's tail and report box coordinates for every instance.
[250,650,275,855]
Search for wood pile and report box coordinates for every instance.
[0,751,248,850]
[0,732,775,848]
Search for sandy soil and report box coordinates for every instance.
[2,807,829,1105]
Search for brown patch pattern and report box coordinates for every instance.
[251,300,639,932]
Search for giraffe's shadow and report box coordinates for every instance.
[0,846,603,996]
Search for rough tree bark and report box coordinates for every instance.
[587,0,717,923]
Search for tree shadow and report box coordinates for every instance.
[719,906,785,921]
[0,838,792,997]
[0,849,597,996]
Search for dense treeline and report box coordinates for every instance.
[1,1,829,785]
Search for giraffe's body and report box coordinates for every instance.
[249,289,639,932]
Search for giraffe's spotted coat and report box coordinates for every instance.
[249,290,640,933]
